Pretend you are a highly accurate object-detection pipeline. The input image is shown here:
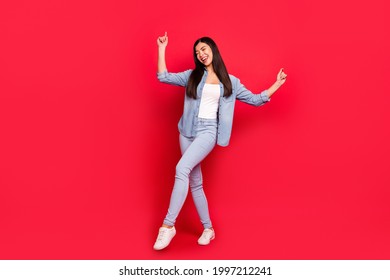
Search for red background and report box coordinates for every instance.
[1,0,389,259]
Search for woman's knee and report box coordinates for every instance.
[175,162,191,179]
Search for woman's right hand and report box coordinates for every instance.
[157,32,168,48]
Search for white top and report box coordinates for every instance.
[198,84,221,119]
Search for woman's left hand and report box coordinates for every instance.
[266,68,288,98]
[276,68,287,85]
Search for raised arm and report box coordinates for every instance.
[157,32,168,73]
[156,32,192,87]
[235,68,287,106]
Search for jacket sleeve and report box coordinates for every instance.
[233,76,270,107]
[157,70,193,87]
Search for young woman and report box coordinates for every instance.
[154,32,287,250]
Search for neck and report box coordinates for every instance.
[206,65,215,74]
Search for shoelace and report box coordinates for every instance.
[157,229,167,241]
[201,230,213,240]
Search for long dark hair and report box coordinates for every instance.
[186,37,232,99]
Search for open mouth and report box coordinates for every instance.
[200,56,208,64]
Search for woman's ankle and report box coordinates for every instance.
[162,224,173,229]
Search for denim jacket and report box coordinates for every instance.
[157,69,270,147]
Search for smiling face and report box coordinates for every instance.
[195,42,213,67]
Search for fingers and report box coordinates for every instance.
[161,32,167,41]
[276,68,287,85]
[157,31,168,44]
[279,68,287,80]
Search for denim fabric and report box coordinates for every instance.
[157,69,270,147]
[163,118,217,229]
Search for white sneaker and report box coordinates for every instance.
[153,226,176,250]
[198,228,215,245]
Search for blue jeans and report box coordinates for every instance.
[163,118,217,229]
